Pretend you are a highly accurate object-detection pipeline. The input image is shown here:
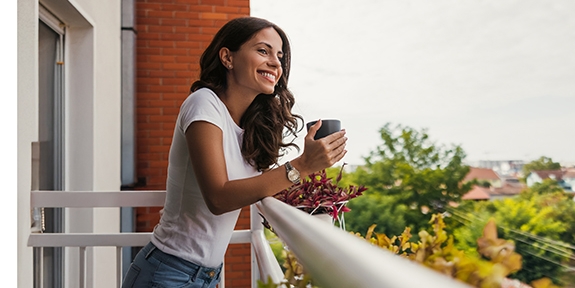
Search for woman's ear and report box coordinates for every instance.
[219,47,233,69]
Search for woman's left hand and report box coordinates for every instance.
[294,120,347,176]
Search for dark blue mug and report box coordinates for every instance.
[306,119,341,140]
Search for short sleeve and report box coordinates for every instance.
[178,88,225,133]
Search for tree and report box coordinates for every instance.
[522,156,561,178]
[343,123,472,236]
[528,179,566,195]
[450,184,575,286]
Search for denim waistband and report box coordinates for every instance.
[143,242,222,281]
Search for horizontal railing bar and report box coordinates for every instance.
[28,233,153,247]
[257,197,471,288]
[30,190,166,208]
[28,230,252,247]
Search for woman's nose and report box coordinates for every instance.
[268,56,281,68]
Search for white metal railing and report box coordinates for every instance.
[256,197,472,288]
[29,190,473,288]
[28,190,281,288]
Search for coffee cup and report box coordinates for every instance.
[306,119,341,140]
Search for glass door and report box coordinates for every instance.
[38,14,65,287]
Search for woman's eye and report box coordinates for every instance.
[258,49,268,54]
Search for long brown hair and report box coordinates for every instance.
[190,17,302,171]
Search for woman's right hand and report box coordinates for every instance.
[294,119,347,175]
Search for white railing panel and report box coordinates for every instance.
[28,191,257,288]
[257,197,471,288]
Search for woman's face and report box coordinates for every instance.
[228,27,284,95]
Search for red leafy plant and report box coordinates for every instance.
[273,164,367,220]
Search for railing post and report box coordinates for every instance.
[117,246,122,288]
[250,205,259,288]
[79,246,86,288]
[33,247,43,288]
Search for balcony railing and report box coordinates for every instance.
[256,197,471,288]
[28,190,273,288]
[29,190,471,288]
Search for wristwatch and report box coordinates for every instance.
[284,161,301,185]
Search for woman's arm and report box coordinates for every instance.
[186,119,347,215]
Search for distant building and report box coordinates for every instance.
[461,167,526,201]
[464,167,501,188]
[562,168,575,191]
[466,160,526,177]
[525,170,573,192]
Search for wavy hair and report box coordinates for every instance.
[190,17,302,171]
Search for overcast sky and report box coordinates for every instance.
[251,0,575,166]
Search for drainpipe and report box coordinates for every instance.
[120,0,137,278]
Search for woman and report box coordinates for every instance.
[122,16,347,288]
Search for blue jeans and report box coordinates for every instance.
[122,242,222,288]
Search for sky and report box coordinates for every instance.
[251,0,575,166]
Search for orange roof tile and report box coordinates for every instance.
[464,167,500,182]
[563,169,575,179]
[531,170,563,181]
[462,185,491,200]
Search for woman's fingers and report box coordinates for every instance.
[306,119,322,140]
[304,129,347,168]
[327,134,347,165]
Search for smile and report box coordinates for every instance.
[258,71,276,82]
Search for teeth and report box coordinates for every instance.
[260,72,276,80]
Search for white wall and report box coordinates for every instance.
[525,173,542,187]
[18,0,122,287]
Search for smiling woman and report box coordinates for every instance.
[121,17,348,288]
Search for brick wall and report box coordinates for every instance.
[134,1,252,286]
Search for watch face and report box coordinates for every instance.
[288,170,300,181]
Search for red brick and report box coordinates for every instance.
[175,11,200,19]
[163,48,190,56]
[149,70,177,78]
[148,100,179,107]
[189,4,214,12]
[148,82,177,92]
[161,4,190,12]
[214,6,241,13]
[162,63,190,71]
[148,40,175,48]
[147,10,174,18]
[139,107,162,115]
[174,26,202,34]
[139,33,161,40]
[138,17,161,25]
[148,25,175,33]
[149,130,174,138]
[149,115,177,123]
[199,12,227,20]
[161,33,188,41]
[138,78,161,85]
[162,78,189,85]
[228,0,249,6]
[148,55,176,63]
[188,19,216,27]
[160,18,187,26]
[137,3,162,10]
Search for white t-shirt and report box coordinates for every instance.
[151,88,260,268]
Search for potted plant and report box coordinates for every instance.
[273,164,367,226]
